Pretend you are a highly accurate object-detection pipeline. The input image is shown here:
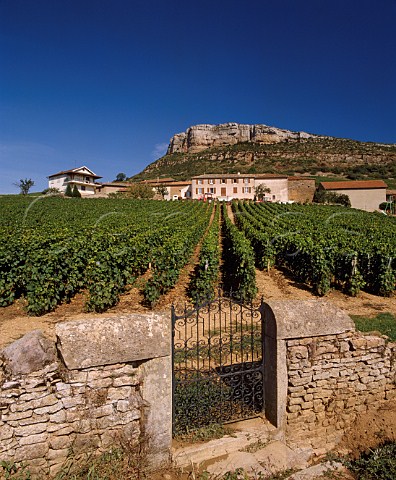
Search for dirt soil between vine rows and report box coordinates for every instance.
[1,264,395,350]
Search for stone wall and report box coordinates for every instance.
[288,177,316,203]
[286,331,395,453]
[0,314,172,478]
[263,300,396,455]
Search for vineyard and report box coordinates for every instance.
[233,201,396,297]
[0,196,395,318]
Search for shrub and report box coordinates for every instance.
[72,185,81,197]
[65,183,73,197]
[344,441,396,480]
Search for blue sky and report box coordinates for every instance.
[1,0,395,193]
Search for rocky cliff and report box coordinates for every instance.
[167,122,324,154]
[133,123,396,186]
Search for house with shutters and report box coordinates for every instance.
[191,173,289,202]
[48,166,102,195]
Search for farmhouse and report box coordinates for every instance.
[48,166,102,195]
[318,180,388,212]
[144,179,192,200]
[95,182,129,196]
[191,173,289,202]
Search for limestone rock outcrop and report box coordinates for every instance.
[167,122,324,154]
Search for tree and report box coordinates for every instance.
[65,184,73,197]
[313,189,351,207]
[254,183,271,201]
[14,178,34,195]
[115,172,127,182]
[72,184,81,197]
[155,184,168,199]
[126,183,155,199]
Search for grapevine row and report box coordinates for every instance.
[188,204,221,305]
[222,204,257,302]
[233,201,395,297]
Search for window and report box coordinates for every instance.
[272,194,276,200]
[81,185,86,191]
[243,187,251,194]
[197,179,203,185]
[233,187,238,194]
[209,179,214,184]
[221,178,227,184]
[244,178,250,184]
[233,179,239,184]
[196,188,203,194]
[208,187,216,194]
[85,176,90,183]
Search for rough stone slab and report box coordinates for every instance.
[288,461,346,479]
[56,314,170,369]
[0,330,58,376]
[206,451,265,477]
[264,300,354,340]
[253,441,311,471]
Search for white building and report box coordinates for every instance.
[191,173,289,202]
[48,166,102,195]
[318,180,388,212]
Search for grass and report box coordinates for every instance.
[351,312,396,341]
[175,423,233,443]
[342,441,396,480]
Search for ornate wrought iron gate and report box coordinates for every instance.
[171,296,264,436]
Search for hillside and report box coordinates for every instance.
[132,123,396,188]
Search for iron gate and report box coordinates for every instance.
[171,296,264,436]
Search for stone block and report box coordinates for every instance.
[49,434,74,450]
[34,402,63,416]
[13,442,49,462]
[2,409,33,422]
[113,375,139,387]
[56,313,170,369]
[264,300,354,340]
[0,424,13,441]
[15,422,47,437]
[47,447,70,461]
[49,410,67,424]
[18,432,48,446]
[1,331,58,376]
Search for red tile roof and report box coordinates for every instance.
[320,180,388,190]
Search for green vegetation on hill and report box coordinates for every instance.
[132,137,396,186]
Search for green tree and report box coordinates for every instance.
[72,185,81,197]
[65,184,73,197]
[313,189,351,207]
[254,183,271,201]
[115,172,127,182]
[126,183,155,199]
[155,184,168,199]
[14,178,35,195]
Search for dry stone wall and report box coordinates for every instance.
[0,314,171,478]
[263,300,396,456]
[285,331,396,453]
